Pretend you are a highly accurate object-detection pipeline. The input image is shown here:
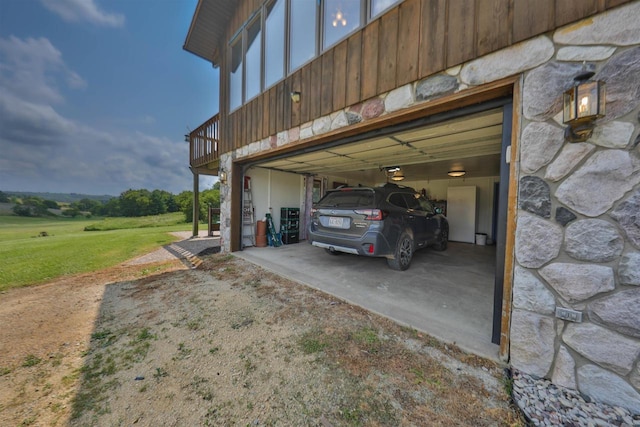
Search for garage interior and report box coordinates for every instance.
[236,101,511,360]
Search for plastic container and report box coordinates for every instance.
[256,220,267,236]
[256,234,267,247]
[475,233,487,245]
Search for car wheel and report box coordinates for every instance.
[433,225,448,251]
[325,248,343,256]
[387,232,413,271]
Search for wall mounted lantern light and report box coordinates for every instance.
[290,91,301,103]
[219,169,228,185]
[563,70,606,142]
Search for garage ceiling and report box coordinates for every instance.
[258,107,504,183]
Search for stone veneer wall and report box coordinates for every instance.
[217,1,640,412]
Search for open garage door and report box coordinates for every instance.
[239,99,513,358]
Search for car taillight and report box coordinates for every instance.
[354,209,383,221]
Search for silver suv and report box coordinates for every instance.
[308,183,448,270]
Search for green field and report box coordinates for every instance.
[0,213,190,291]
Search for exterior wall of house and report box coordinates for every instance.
[216,0,631,157]
[216,2,640,412]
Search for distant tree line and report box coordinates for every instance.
[1,184,220,222]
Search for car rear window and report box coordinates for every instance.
[317,190,375,208]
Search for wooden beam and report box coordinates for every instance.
[238,76,517,164]
[499,75,522,360]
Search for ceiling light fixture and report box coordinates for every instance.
[332,9,347,27]
[448,170,466,177]
[391,170,405,181]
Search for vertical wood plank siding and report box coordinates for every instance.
[476,0,511,56]
[377,9,399,94]
[300,65,311,124]
[332,41,348,112]
[361,20,379,100]
[396,0,421,87]
[346,32,362,106]
[418,0,446,78]
[321,53,334,116]
[215,0,630,154]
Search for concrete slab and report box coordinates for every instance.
[236,240,500,361]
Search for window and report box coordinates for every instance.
[264,0,285,88]
[323,0,362,49]
[416,195,436,215]
[388,193,408,209]
[312,179,323,203]
[245,18,262,101]
[289,0,318,72]
[228,0,405,111]
[229,37,243,111]
[370,0,400,18]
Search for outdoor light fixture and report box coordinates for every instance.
[563,69,606,142]
[290,91,301,103]
[448,170,466,177]
[219,169,227,184]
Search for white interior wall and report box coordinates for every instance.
[407,176,499,240]
[268,168,499,242]
[247,167,304,232]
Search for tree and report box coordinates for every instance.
[42,199,59,209]
[177,187,220,223]
[12,197,50,217]
[0,191,9,203]
[72,198,103,214]
[100,198,121,217]
[62,207,81,217]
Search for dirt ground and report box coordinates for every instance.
[0,248,522,426]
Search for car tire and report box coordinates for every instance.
[325,248,343,256]
[387,232,413,271]
[433,225,448,251]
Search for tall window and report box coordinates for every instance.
[264,0,285,88]
[245,18,262,101]
[229,37,243,111]
[323,0,361,49]
[289,0,318,72]
[370,0,400,18]
[229,0,406,111]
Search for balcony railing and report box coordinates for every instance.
[189,113,219,168]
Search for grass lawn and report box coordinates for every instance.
[0,213,191,292]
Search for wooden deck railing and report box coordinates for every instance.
[189,113,219,168]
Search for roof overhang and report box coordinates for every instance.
[183,0,235,67]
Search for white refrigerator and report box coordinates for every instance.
[446,186,477,243]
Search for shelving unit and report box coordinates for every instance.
[280,207,299,245]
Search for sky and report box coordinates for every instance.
[0,0,220,196]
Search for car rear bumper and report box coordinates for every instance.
[307,230,393,257]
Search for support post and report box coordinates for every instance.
[192,170,199,237]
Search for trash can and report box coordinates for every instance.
[475,233,487,245]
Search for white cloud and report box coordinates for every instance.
[40,0,125,27]
[0,36,85,104]
[0,36,192,195]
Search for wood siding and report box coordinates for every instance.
[217,0,631,154]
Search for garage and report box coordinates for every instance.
[235,99,513,359]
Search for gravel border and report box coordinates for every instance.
[511,369,640,426]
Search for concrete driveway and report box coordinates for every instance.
[236,240,500,360]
